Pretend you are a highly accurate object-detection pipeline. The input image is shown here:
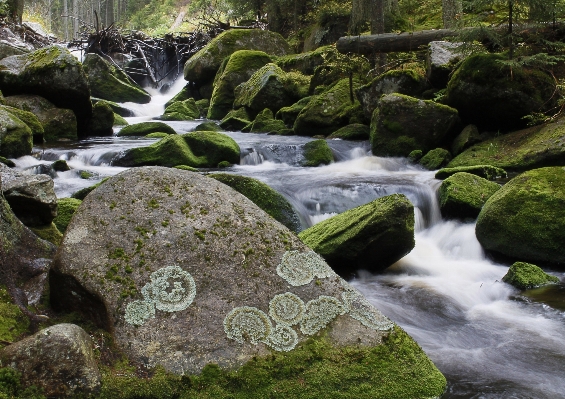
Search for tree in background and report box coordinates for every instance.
[442,0,461,28]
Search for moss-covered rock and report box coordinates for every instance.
[447,118,565,171]
[83,54,151,104]
[87,101,114,136]
[172,165,198,172]
[194,122,221,132]
[114,132,240,168]
[299,193,414,274]
[370,93,459,157]
[52,159,70,172]
[275,45,336,75]
[219,107,251,131]
[0,104,44,143]
[357,69,429,120]
[435,165,507,180]
[92,98,134,117]
[0,286,30,345]
[164,86,193,108]
[276,97,312,127]
[0,156,15,167]
[30,222,63,246]
[183,29,291,85]
[327,124,370,140]
[419,148,452,170]
[242,108,286,134]
[53,198,82,233]
[209,173,301,232]
[4,94,77,142]
[113,113,128,126]
[502,262,560,290]
[0,46,92,135]
[451,124,481,156]
[426,41,466,89]
[160,98,200,121]
[476,167,565,265]
[438,172,500,220]
[302,139,334,166]
[208,50,273,120]
[445,52,556,131]
[408,150,423,163]
[0,108,32,158]
[145,132,168,139]
[71,178,109,200]
[117,122,176,137]
[294,79,363,137]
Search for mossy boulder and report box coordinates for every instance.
[209,173,301,232]
[91,98,135,117]
[50,166,445,398]
[113,113,128,126]
[71,178,108,200]
[4,94,77,142]
[219,108,251,131]
[0,46,92,134]
[327,124,370,140]
[357,69,429,120]
[146,132,168,139]
[83,53,151,104]
[0,156,14,167]
[447,118,565,171]
[160,98,200,121]
[114,132,240,168]
[502,262,560,290]
[451,124,481,155]
[87,101,114,136]
[173,165,198,172]
[183,29,291,85]
[53,198,82,233]
[426,41,466,88]
[0,285,30,344]
[52,160,70,172]
[302,139,334,166]
[476,167,565,265]
[370,93,459,157]
[294,79,363,137]
[164,86,193,108]
[299,194,414,274]
[0,104,43,143]
[0,108,32,158]
[408,150,423,162]
[419,148,452,170]
[208,50,273,120]
[242,108,286,134]
[435,165,507,180]
[276,96,312,127]
[275,45,336,75]
[29,222,63,246]
[445,52,556,131]
[438,172,501,220]
[193,121,221,132]
[117,121,176,137]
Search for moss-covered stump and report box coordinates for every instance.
[444,52,556,131]
[275,46,336,75]
[0,46,92,135]
[83,54,151,104]
[302,139,334,167]
[294,79,363,137]
[183,29,291,85]
[71,178,109,200]
[209,173,301,232]
[53,198,82,233]
[447,118,565,171]
[0,105,44,143]
[370,93,459,157]
[435,165,507,181]
[4,95,77,142]
[117,121,176,137]
[419,148,452,170]
[160,99,200,121]
[502,262,560,290]
[50,167,445,398]
[451,124,480,156]
[327,124,370,140]
[114,132,240,168]
[438,172,500,220]
[356,69,429,120]
[219,108,251,131]
[242,108,286,134]
[299,194,415,274]
[276,97,312,127]
[208,50,273,120]
[0,108,32,158]
[476,167,565,265]
[194,122,221,132]
[87,101,114,136]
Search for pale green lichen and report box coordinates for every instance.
[300,296,346,336]
[124,300,155,326]
[276,250,334,286]
[224,306,272,344]
[141,266,196,312]
[264,324,299,352]
[268,292,305,326]
[342,289,394,331]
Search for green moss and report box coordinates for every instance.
[435,165,507,180]
[0,286,29,345]
[242,108,286,134]
[165,87,192,108]
[173,165,199,172]
[0,105,44,143]
[160,99,200,121]
[327,124,369,140]
[302,139,333,167]
[0,367,45,399]
[118,122,176,137]
[419,148,452,170]
[88,101,114,135]
[0,156,15,167]
[146,132,169,138]
[52,159,70,171]
[194,122,221,132]
[408,150,423,162]
[71,178,109,200]
[275,46,336,75]
[502,262,560,290]
[0,108,33,158]
[276,97,312,127]
[209,173,301,232]
[95,327,445,399]
[30,222,63,246]
[113,113,129,126]
[53,198,82,233]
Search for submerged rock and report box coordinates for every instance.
[502,262,560,290]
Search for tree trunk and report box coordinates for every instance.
[442,0,462,29]
[63,0,69,41]
[73,0,79,39]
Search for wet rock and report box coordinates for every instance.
[87,101,114,136]
[302,139,333,166]
[327,124,370,140]
[451,124,481,156]
[502,262,560,290]
[419,148,452,170]
[91,98,135,117]
[0,324,101,397]
[117,121,176,137]
[0,104,44,143]
[193,121,221,132]
[0,107,32,158]
[0,27,31,60]
[219,107,251,131]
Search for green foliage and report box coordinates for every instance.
[0,367,45,399]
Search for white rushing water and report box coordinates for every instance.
[8,81,565,398]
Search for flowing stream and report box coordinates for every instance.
[8,82,565,398]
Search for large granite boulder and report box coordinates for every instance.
[476,167,565,265]
[4,94,77,142]
[208,50,273,120]
[0,324,101,397]
[184,29,291,86]
[445,52,556,131]
[0,46,92,134]
[356,69,429,120]
[276,96,312,127]
[0,164,58,226]
[448,118,565,171]
[49,167,445,398]
[426,41,465,88]
[370,94,459,157]
[0,107,32,158]
[298,194,415,274]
